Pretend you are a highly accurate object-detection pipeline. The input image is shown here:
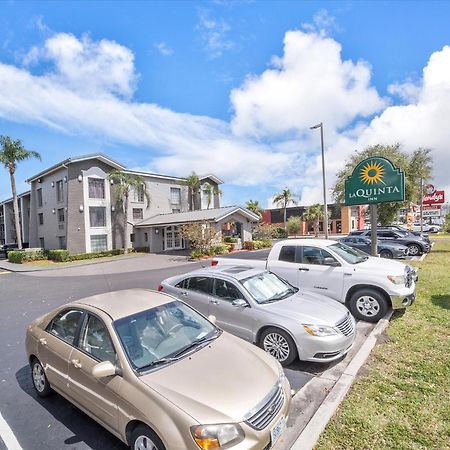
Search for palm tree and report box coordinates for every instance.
[202,182,222,209]
[303,204,329,237]
[273,188,296,229]
[0,136,41,249]
[108,170,150,254]
[246,199,264,218]
[184,172,201,211]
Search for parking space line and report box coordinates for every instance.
[0,271,11,275]
[0,411,22,450]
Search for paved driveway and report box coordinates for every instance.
[0,258,372,450]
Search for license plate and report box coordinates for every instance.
[270,415,286,446]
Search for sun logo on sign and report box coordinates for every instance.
[360,160,386,185]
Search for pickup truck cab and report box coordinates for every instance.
[212,239,416,322]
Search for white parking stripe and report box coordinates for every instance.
[0,411,23,450]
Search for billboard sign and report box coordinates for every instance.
[423,185,445,205]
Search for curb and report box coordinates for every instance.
[289,310,393,450]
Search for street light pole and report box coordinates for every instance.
[310,122,329,239]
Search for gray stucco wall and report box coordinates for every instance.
[217,212,254,242]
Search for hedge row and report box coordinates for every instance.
[243,239,272,250]
[7,247,146,264]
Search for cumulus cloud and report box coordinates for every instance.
[0,29,449,207]
[230,29,386,137]
[154,42,173,56]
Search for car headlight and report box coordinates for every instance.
[191,423,244,449]
[387,275,405,285]
[303,324,338,337]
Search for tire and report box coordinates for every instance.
[31,358,53,397]
[348,288,389,323]
[379,250,393,259]
[407,244,421,256]
[130,424,166,450]
[260,327,297,366]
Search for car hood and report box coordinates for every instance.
[261,290,349,326]
[355,255,407,275]
[139,333,279,424]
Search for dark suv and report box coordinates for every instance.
[380,225,430,243]
[0,243,19,258]
[349,229,430,256]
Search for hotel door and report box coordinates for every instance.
[164,226,184,250]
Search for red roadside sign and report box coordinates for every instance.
[423,190,445,205]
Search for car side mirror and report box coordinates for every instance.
[231,299,249,308]
[323,257,340,267]
[92,361,117,378]
[208,315,216,324]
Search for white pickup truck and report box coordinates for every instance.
[211,239,417,322]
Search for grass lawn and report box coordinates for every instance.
[317,240,450,450]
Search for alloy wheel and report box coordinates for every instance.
[32,362,46,393]
[408,244,420,256]
[263,332,290,362]
[134,435,157,450]
[355,295,380,317]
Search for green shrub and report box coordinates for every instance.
[212,244,229,255]
[190,249,203,259]
[253,223,278,240]
[276,227,288,238]
[7,249,47,264]
[133,247,150,253]
[287,217,301,235]
[47,249,70,262]
[223,236,238,243]
[243,241,254,250]
[68,249,124,261]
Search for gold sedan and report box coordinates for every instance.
[26,289,291,450]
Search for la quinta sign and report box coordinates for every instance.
[345,157,405,206]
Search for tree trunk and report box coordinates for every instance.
[283,203,287,230]
[9,167,22,249]
[314,218,319,237]
[123,191,129,254]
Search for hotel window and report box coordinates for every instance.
[90,235,107,252]
[38,213,44,225]
[57,208,65,223]
[133,208,143,220]
[133,186,145,202]
[37,188,43,207]
[58,236,66,249]
[144,232,148,242]
[88,178,105,199]
[56,180,64,202]
[170,187,181,205]
[39,237,45,248]
[89,207,106,227]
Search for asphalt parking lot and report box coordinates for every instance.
[0,254,372,450]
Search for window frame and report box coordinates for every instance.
[278,245,300,264]
[186,276,213,295]
[170,187,181,205]
[37,188,43,208]
[90,234,108,252]
[132,208,143,220]
[212,278,245,302]
[88,177,106,199]
[89,206,107,228]
[38,212,44,226]
[56,180,64,203]
[300,246,337,266]
[76,312,117,364]
[45,308,85,346]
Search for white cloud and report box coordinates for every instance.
[196,10,234,59]
[230,29,387,137]
[154,42,173,56]
[0,29,449,208]
[301,9,340,35]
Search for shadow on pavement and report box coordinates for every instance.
[431,294,450,310]
[15,365,127,450]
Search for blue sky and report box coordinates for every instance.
[1,0,450,207]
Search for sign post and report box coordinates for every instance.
[344,157,405,256]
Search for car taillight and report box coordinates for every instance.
[157,284,164,291]
[211,260,218,266]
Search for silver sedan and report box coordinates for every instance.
[159,267,356,366]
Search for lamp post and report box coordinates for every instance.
[310,122,329,239]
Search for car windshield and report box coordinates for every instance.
[329,242,369,264]
[114,301,219,372]
[241,272,297,304]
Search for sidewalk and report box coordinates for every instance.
[0,252,194,274]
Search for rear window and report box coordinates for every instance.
[278,245,297,263]
[187,276,213,295]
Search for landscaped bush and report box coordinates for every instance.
[253,223,278,240]
[243,239,272,250]
[212,244,229,255]
[68,249,124,261]
[47,249,70,262]
[133,246,150,253]
[223,236,238,243]
[276,227,288,238]
[7,249,47,264]
[287,217,301,235]
[190,249,203,259]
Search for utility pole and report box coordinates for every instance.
[420,177,424,232]
[310,122,329,239]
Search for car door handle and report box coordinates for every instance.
[344,273,352,276]
[210,299,219,304]
[71,359,82,369]
[298,267,309,271]
[180,291,188,296]
[39,338,47,346]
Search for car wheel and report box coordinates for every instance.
[31,358,53,397]
[408,244,421,256]
[349,288,389,322]
[260,327,297,366]
[130,424,166,450]
[379,250,393,259]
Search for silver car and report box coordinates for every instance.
[160,267,356,366]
